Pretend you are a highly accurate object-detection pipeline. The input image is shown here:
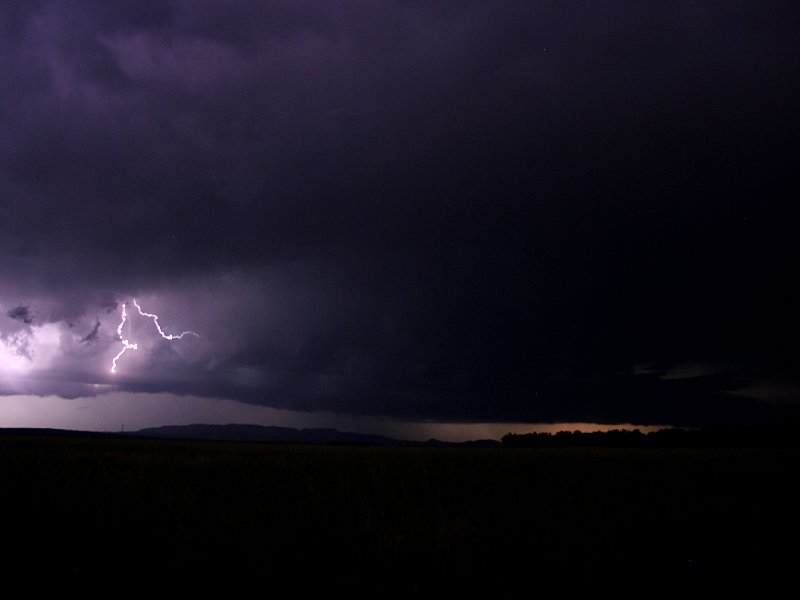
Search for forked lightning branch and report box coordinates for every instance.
[111,299,199,373]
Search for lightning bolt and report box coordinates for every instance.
[111,302,137,374]
[110,299,199,373]
[132,299,199,341]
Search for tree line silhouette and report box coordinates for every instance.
[501,425,800,448]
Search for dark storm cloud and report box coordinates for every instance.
[79,319,101,344]
[1,1,798,424]
[7,305,33,324]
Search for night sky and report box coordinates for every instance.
[1,1,798,437]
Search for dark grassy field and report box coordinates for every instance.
[1,434,797,593]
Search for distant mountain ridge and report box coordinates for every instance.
[135,423,501,447]
[136,423,407,445]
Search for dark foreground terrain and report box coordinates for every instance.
[1,433,797,593]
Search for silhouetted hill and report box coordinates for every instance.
[135,423,412,445]
[136,424,504,447]
[133,424,500,447]
[0,425,501,446]
[0,427,119,439]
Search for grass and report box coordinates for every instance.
[1,435,797,593]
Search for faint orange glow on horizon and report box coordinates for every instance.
[0,393,671,443]
[402,421,670,442]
